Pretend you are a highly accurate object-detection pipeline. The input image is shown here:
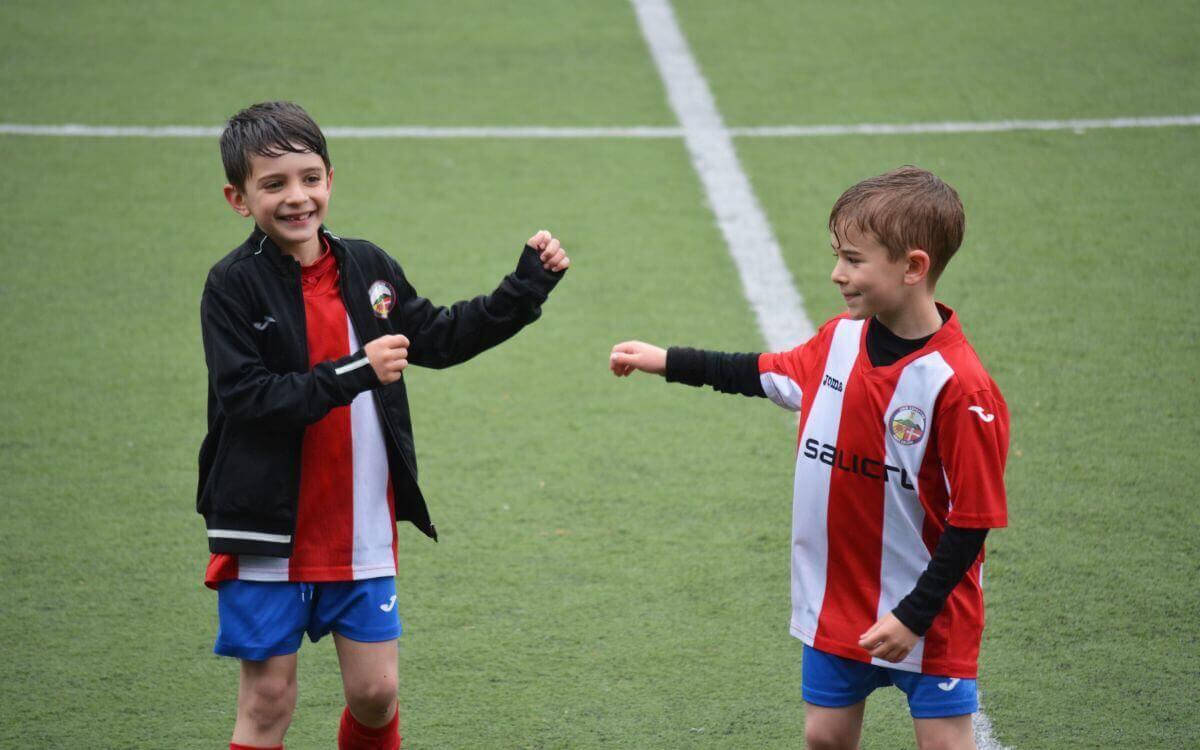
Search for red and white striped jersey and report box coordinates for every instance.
[206,247,396,588]
[759,306,1008,678]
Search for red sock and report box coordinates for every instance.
[338,705,401,750]
[230,744,283,750]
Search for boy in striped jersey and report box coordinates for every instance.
[610,167,1008,750]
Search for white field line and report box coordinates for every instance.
[629,1,1013,749]
[3,114,1196,140]
[0,124,683,138]
[629,0,811,351]
[733,114,1200,136]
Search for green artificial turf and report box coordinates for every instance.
[2,2,1198,748]
[0,0,673,127]
[675,0,1200,125]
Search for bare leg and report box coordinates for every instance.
[913,714,976,750]
[804,700,866,750]
[232,653,299,747]
[334,634,399,727]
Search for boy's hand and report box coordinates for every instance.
[609,341,667,377]
[364,334,409,385]
[858,612,919,663]
[528,229,571,272]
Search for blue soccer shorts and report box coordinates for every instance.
[214,577,402,661]
[801,645,978,719]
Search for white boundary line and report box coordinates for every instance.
[629,0,811,351]
[733,114,1200,137]
[629,0,1012,748]
[2,114,1197,140]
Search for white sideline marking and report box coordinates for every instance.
[732,114,1200,137]
[630,0,1012,748]
[4,115,1194,141]
[0,123,682,139]
[629,0,811,351]
[974,700,1011,750]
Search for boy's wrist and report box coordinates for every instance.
[890,600,930,637]
[514,244,566,289]
[664,347,706,386]
[329,348,384,396]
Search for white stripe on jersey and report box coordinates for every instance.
[790,318,864,642]
[761,370,803,411]
[234,554,289,580]
[348,317,397,579]
[874,351,955,673]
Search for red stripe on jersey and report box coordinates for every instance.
[813,343,899,659]
[205,551,237,587]
[290,247,357,580]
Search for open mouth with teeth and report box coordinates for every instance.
[281,211,314,224]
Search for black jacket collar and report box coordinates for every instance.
[249,225,347,276]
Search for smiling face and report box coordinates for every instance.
[829,224,913,320]
[223,148,332,261]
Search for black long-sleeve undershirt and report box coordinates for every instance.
[892,525,987,635]
[662,313,986,636]
[665,346,764,396]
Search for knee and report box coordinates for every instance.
[345,673,398,721]
[805,724,857,750]
[242,674,297,731]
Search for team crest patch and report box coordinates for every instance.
[889,405,927,445]
[368,280,395,319]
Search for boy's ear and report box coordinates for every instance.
[223,184,252,217]
[904,249,932,286]
[327,166,334,191]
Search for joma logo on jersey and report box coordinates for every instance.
[802,438,915,490]
[822,374,844,392]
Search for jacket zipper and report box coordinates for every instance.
[337,262,425,503]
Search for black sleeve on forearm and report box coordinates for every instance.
[892,525,989,636]
[665,347,766,397]
[397,244,565,369]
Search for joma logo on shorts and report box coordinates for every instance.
[822,374,844,392]
[802,438,915,490]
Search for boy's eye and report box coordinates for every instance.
[305,175,320,184]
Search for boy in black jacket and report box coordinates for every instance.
[198,101,569,750]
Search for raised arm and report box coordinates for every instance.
[398,230,568,370]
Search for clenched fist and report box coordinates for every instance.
[365,334,409,385]
[609,341,667,377]
[527,229,571,272]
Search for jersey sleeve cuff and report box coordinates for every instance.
[944,512,1008,529]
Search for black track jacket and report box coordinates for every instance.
[198,226,565,557]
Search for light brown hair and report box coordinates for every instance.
[829,166,965,283]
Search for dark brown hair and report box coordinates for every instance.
[219,101,330,189]
[828,166,965,283]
